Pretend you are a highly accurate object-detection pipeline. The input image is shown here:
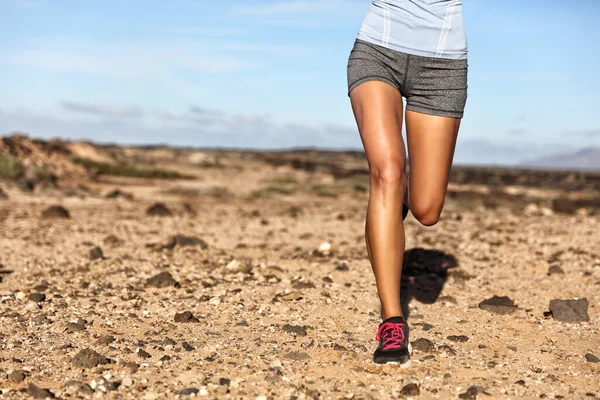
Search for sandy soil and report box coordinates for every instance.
[0,151,598,400]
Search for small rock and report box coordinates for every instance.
[65,318,87,333]
[458,386,480,400]
[27,383,56,399]
[225,259,252,274]
[147,272,179,288]
[400,383,420,396]
[333,343,348,351]
[317,241,333,256]
[89,246,104,260]
[96,335,116,345]
[549,298,589,322]
[9,370,26,383]
[0,187,8,199]
[411,338,435,353]
[164,235,208,249]
[146,203,172,216]
[335,264,349,272]
[174,311,200,323]
[71,348,111,369]
[282,324,308,336]
[41,205,70,219]
[28,293,46,303]
[163,337,177,346]
[137,348,151,359]
[283,351,311,361]
[547,265,565,275]
[103,234,123,246]
[447,335,469,342]
[585,353,600,363]
[182,342,194,352]
[219,378,230,386]
[437,345,457,356]
[105,189,134,200]
[478,295,517,315]
[176,388,200,396]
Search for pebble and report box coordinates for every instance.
[585,353,600,363]
[27,383,56,399]
[71,348,112,368]
[174,311,200,323]
[411,338,435,353]
[147,271,179,288]
[478,295,517,315]
[400,383,420,396]
[89,246,104,260]
[146,203,172,216]
[282,324,308,336]
[41,205,70,219]
[28,293,46,303]
[447,335,469,343]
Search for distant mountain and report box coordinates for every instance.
[520,146,600,171]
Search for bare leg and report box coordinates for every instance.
[405,110,461,225]
[350,81,407,320]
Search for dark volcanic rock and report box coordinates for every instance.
[400,383,420,396]
[549,298,589,322]
[71,348,111,368]
[89,246,104,260]
[41,205,70,219]
[447,335,469,342]
[96,335,116,345]
[9,370,27,383]
[176,388,200,396]
[182,342,194,351]
[411,338,435,353]
[28,293,46,303]
[65,319,87,333]
[137,348,151,359]
[478,295,517,315]
[27,383,56,399]
[146,202,172,216]
[164,235,208,249]
[458,386,480,400]
[282,324,308,336]
[147,271,179,288]
[547,265,565,275]
[585,353,600,363]
[174,311,200,323]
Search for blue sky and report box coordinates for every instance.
[1,0,599,165]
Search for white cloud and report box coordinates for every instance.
[62,101,143,118]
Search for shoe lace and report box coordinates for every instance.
[375,322,405,350]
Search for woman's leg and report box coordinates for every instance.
[405,110,461,226]
[349,80,407,320]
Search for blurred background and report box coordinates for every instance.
[1,0,599,167]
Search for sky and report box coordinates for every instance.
[1,0,599,165]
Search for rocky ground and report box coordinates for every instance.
[0,140,599,399]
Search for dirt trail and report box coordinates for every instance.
[0,148,598,399]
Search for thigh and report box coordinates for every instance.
[405,110,460,211]
[349,80,406,171]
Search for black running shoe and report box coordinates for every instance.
[373,316,412,366]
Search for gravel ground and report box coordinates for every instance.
[0,158,598,399]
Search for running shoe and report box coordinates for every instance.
[373,315,412,366]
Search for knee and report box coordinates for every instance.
[410,202,443,226]
[369,159,407,188]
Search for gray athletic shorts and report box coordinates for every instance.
[347,39,468,119]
